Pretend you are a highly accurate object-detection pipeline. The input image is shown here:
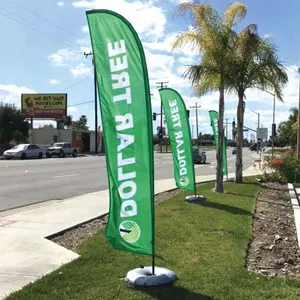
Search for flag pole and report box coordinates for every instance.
[194,166,197,198]
[151,193,155,275]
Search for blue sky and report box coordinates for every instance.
[0,0,300,140]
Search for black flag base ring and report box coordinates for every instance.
[185,195,206,202]
[125,266,177,287]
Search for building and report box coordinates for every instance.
[30,128,104,153]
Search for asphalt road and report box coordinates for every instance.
[0,149,257,211]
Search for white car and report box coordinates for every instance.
[3,144,45,160]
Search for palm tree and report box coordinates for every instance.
[227,28,288,183]
[172,2,247,193]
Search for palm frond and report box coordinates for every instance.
[221,2,247,27]
[171,30,202,53]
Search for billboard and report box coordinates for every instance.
[21,93,67,119]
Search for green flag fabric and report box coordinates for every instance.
[159,88,195,191]
[209,110,228,176]
[86,10,154,256]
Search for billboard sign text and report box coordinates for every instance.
[21,93,67,119]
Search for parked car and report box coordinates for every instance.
[232,147,237,154]
[250,143,257,151]
[46,142,77,158]
[193,147,206,164]
[3,144,45,160]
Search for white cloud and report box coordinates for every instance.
[49,79,60,85]
[48,48,92,77]
[68,106,77,112]
[73,0,167,37]
[178,56,197,65]
[168,0,186,3]
[0,84,36,106]
[82,25,89,32]
[143,32,200,57]
[57,2,64,6]
[48,48,80,67]
[70,63,91,77]
[144,50,175,80]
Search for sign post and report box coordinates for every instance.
[257,127,268,140]
[257,128,268,169]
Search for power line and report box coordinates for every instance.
[0,10,77,48]
[8,0,80,40]
[2,8,77,48]
[67,101,93,108]
[59,76,91,92]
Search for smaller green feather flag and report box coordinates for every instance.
[159,88,195,191]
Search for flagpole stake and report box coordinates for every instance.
[152,255,155,275]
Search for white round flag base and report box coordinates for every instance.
[185,195,206,202]
[125,266,177,287]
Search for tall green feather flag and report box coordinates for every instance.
[86,10,154,256]
[159,88,195,191]
[209,110,228,176]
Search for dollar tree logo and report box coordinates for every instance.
[119,221,141,244]
[180,176,189,187]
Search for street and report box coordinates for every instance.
[0,149,256,212]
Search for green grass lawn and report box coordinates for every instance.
[7,180,300,300]
[199,145,214,151]
[264,148,290,155]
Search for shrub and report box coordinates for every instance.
[253,160,282,183]
[268,154,300,183]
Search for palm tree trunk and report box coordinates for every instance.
[215,69,225,193]
[235,93,244,183]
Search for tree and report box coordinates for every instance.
[200,133,214,140]
[172,2,247,193]
[228,29,288,183]
[72,115,89,131]
[63,115,73,129]
[156,126,166,139]
[39,124,54,129]
[0,103,29,144]
[278,107,298,146]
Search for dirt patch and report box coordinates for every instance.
[50,188,185,252]
[247,182,300,278]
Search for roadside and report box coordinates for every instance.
[0,164,261,299]
[6,178,300,300]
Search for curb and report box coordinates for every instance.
[288,183,300,248]
[46,212,109,240]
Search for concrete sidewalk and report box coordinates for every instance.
[0,164,260,299]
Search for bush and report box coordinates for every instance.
[267,154,300,183]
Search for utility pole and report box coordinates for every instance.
[84,51,98,155]
[297,67,300,158]
[156,81,168,153]
[190,102,201,140]
[192,124,194,139]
